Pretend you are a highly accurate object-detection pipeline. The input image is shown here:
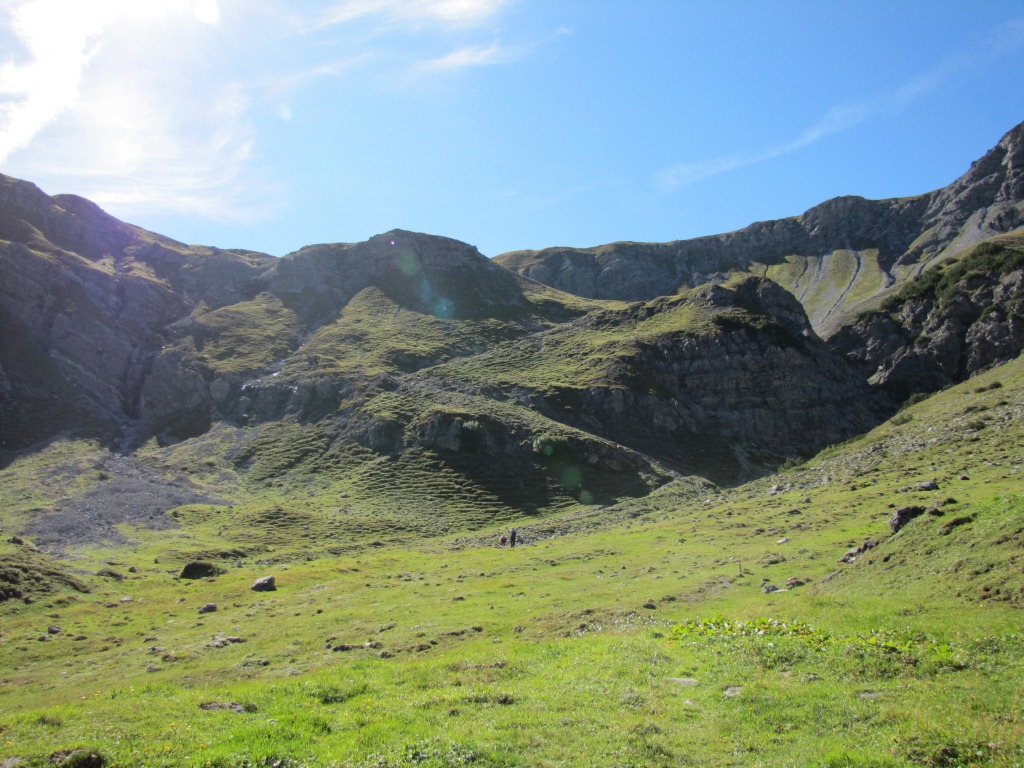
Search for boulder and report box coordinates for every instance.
[251,575,276,592]
[198,603,217,614]
[180,562,226,580]
[889,505,926,534]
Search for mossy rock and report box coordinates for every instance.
[179,561,227,579]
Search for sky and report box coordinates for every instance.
[2,1,1024,258]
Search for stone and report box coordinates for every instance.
[198,603,217,614]
[889,505,926,534]
[47,625,61,634]
[199,701,251,713]
[251,575,276,591]
[667,677,699,686]
[180,562,226,580]
[49,750,105,768]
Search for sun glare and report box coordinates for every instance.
[116,0,220,25]
[193,0,220,25]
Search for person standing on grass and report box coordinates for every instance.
[509,528,518,548]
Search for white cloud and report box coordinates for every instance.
[262,55,373,99]
[0,0,277,222]
[310,0,513,31]
[656,100,876,193]
[9,73,270,221]
[0,0,121,163]
[418,41,517,71]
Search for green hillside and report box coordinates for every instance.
[748,248,894,336]
[2,355,1021,767]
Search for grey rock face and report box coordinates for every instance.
[829,251,1024,403]
[411,276,884,484]
[0,173,275,453]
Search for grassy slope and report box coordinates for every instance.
[750,249,891,337]
[423,289,728,393]
[1,357,1022,767]
[190,294,301,377]
[273,278,619,383]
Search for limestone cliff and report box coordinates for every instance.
[828,236,1024,402]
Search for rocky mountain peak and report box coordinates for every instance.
[0,173,138,263]
[270,228,527,325]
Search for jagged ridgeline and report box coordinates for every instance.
[1,120,1024,548]
[495,121,1024,337]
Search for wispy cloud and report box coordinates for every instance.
[0,0,121,164]
[10,76,273,222]
[656,17,1024,193]
[261,54,374,99]
[417,41,519,72]
[655,99,876,193]
[308,0,514,32]
[0,0,273,222]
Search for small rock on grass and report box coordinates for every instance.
[180,562,226,580]
[889,506,926,534]
[199,701,254,713]
[667,677,699,686]
[49,750,106,768]
[251,575,276,592]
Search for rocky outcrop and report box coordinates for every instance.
[495,121,1024,333]
[420,277,884,484]
[829,238,1024,402]
[0,174,276,453]
[270,230,530,326]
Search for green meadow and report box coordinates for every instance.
[2,355,1023,767]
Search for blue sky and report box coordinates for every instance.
[2,1,1024,258]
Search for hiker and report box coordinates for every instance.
[499,535,507,547]
[509,528,518,548]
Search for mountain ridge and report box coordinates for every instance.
[1,121,1023,542]
[494,120,1024,336]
